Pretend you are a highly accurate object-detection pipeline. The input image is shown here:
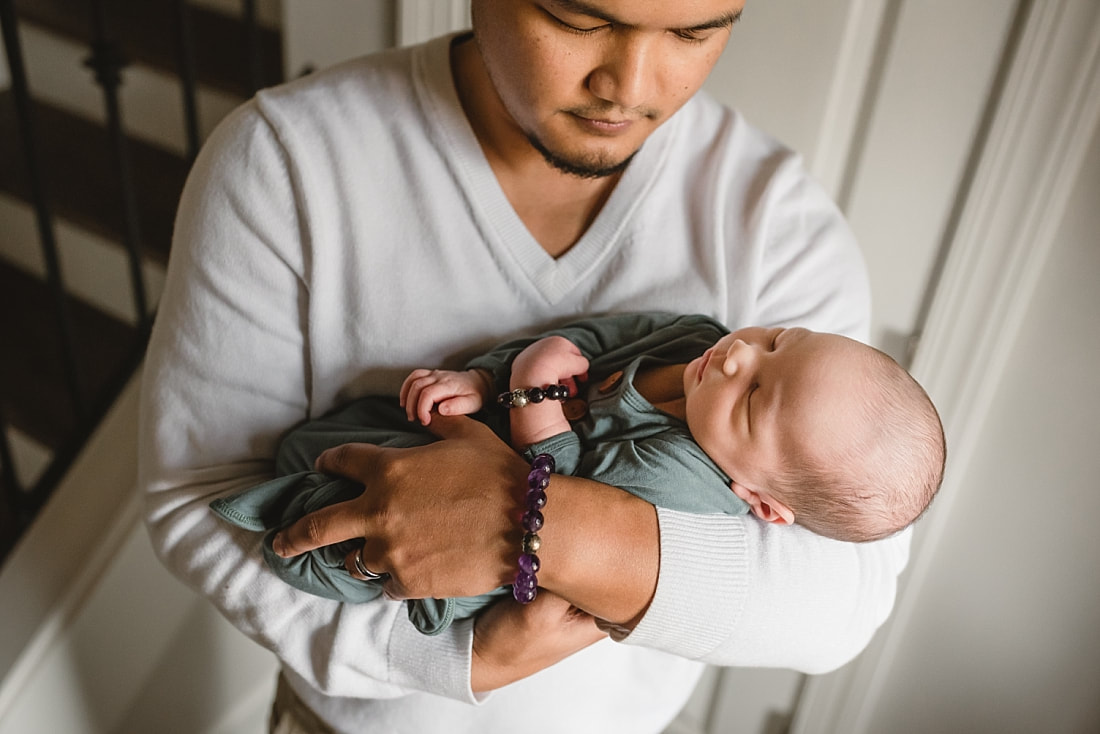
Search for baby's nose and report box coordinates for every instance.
[721,341,748,376]
[721,339,753,376]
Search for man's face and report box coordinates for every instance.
[470,0,743,178]
[683,327,869,495]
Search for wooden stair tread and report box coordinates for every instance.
[13,0,283,98]
[0,259,138,450]
[0,90,190,265]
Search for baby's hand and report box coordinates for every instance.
[400,369,491,425]
[511,336,590,395]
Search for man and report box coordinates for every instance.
[139,1,911,732]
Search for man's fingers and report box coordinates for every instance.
[314,442,382,476]
[272,500,365,558]
[344,545,388,580]
[340,546,413,600]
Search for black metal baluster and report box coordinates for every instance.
[0,0,87,420]
[0,416,17,487]
[0,406,23,512]
[242,0,262,93]
[173,0,201,162]
[0,409,22,560]
[84,0,150,337]
[0,417,24,559]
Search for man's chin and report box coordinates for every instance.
[526,133,636,180]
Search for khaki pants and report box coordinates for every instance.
[269,672,337,734]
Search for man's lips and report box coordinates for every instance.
[572,112,637,134]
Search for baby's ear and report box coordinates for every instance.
[730,481,795,526]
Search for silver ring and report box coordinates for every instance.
[354,549,384,581]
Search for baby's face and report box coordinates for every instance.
[683,326,868,493]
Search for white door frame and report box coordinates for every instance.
[791,2,1100,730]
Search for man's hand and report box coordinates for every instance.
[271,414,529,600]
[400,368,492,425]
[472,590,608,692]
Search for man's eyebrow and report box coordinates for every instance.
[549,0,742,32]
[686,10,742,33]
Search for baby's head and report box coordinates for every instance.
[684,326,945,543]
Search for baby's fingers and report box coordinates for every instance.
[412,380,479,425]
[435,394,484,419]
[401,370,452,423]
[400,369,434,411]
[562,351,590,377]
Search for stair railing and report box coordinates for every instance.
[85,0,151,337]
[1,0,86,422]
[0,0,269,564]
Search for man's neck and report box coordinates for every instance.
[450,36,622,258]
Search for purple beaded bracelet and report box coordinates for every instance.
[513,452,554,604]
[497,384,570,408]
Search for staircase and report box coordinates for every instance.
[0,0,283,564]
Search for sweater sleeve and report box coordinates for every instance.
[138,102,478,703]
[620,153,910,672]
[628,512,909,671]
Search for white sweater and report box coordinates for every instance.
[139,34,910,734]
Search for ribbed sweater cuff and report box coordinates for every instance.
[387,615,483,704]
[620,508,749,658]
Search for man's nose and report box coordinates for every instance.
[587,33,659,111]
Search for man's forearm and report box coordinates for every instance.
[532,474,660,626]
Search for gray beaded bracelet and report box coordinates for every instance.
[497,384,569,408]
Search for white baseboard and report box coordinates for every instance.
[0,372,147,692]
[0,512,198,734]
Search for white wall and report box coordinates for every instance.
[860,114,1100,734]
[794,2,1100,731]
[700,3,1016,727]
[843,0,1017,360]
[709,0,1019,363]
[704,0,869,182]
[281,0,394,79]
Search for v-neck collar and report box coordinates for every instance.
[413,34,679,305]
